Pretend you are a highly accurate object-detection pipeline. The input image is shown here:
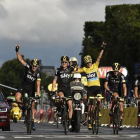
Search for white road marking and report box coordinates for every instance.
[14,137,32,139]
[0,136,5,139]
[0,134,137,139]
[44,134,138,139]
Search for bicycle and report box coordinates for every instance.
[23,95,40,135]
[112,97,124,134]
[56,96,69,134]
[89,95,104,134]
[134,98,140,128]
[51,94,61,128]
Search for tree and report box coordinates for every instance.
[80,21,107,67]
[40,72,54,92]
[80,4,140,80]
[105,4,140,79]
[0,56,30,96]
[0,57,54,97]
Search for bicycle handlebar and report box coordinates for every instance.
[55,96,67,99]
[89,96,104,100]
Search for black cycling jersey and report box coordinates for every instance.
[17,63,41,97]
[134,76,140,94]
[105,71,126,94]
[55,66,74,89]
[23,63,41,86]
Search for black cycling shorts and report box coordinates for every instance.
[110,89,122,97]
[58,87,72,99]
[17,85,35,97]
[87,86,101,104]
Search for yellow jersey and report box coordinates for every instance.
[77,61,100,87]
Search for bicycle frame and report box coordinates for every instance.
[56,96,68,134]
[112,97,124,134]
[89,96,104,134]
[23,96,39,135]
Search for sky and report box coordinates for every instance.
[0,0,140,68]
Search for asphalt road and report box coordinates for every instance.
[0,121,140,140]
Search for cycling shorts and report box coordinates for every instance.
[58,87,72,100]
[17,84,35,97]
[87,86,101,104]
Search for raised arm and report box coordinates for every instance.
[15,45,26,66]
[96,42,107,64]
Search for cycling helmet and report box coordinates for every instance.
[112,62,121,71]
[83,55,92,64]
[69,57,78,64]
[61,55,69,62]
[73,73,82,81]
[30,59,39,67]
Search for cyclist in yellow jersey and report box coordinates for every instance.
[76,42,107,130]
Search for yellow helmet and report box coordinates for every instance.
[83,55,92,64]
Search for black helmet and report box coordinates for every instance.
[112,62,121,71]
[30,59,39,67]
[61,55,69,62]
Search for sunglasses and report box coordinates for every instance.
[87,62,91,64]
[61,61,68,64]
[32,65,38,68]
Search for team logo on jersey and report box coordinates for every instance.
[87,72,98,81]
[27,74,36,81]
[60,73,70,78]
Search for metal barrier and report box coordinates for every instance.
[34,112,40,123]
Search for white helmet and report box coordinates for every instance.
[69,57,78,64]
[73,73,81,79]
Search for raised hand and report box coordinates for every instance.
[15,44,20,52]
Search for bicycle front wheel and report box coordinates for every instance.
[92,107,99,134]
[56,112,59,128]
[63,107,68,135]
[94,107,99,134]
[113,107,120,134]
[27,108,32,135]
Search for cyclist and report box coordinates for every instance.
[134,69,140,117]
[75,42,107,130]
[51,55,76,130]
[15,45,41,131]
[104,62,127,129]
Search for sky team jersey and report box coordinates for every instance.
[77,62,100,87]
[23,63,41,86]
[55,66,74,89]
[105,71,126,93]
